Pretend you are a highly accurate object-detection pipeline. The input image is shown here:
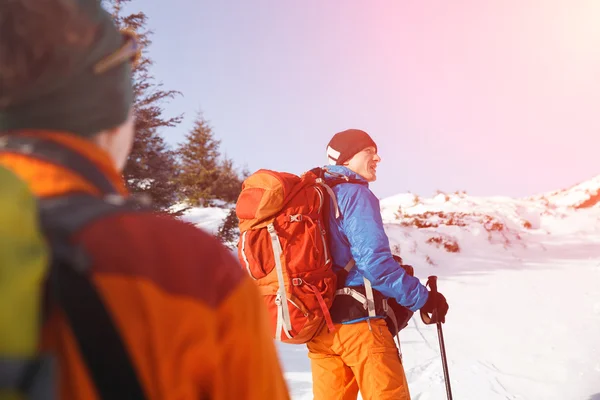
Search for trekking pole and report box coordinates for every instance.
[420,275,453,400]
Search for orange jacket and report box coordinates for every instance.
[0,131,290,400]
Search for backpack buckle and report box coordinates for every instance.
[292,278,303,286]
[290,214,302,222]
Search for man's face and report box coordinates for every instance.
[344,146,380,182]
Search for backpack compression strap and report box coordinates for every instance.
[40,194,147,400]
[0,135,119,195]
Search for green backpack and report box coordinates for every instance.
[0,164,50,400]
[0,135,147,400]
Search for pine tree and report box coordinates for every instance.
[105,0,183,212]
[177,113,222,206]
[216,208,240,249]
[215,166,249,249]
[212,156,244,204]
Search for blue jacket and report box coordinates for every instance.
[324,166,429,313]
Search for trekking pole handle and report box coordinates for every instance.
[420,275,439,326]
[427,275,438,293]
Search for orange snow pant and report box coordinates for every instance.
[307,318,411,400]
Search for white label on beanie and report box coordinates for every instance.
[327,146,340,165]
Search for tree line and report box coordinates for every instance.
[106,0,244,245]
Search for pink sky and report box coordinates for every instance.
[144,0,600,198]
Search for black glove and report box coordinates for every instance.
[392,255,414,277]
[400,263,414,277]
[420,291,449,323]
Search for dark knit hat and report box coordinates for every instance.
[326,129,377,165]
[0,0,137,137]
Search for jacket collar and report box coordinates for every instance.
[323,165,369,186]
[0,130,128,198]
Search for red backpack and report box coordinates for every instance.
[235,167,342,344]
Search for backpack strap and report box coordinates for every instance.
[266,223,293,341]
[335,259,377,319]
[0,355,56,400]
[344,259,355,272]
[40,194,147,400]
[0,135,119,195]
[313,168,364,220]
[362,277,377,319]
[316,180,341,218]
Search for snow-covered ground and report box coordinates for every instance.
[182,174,600,400]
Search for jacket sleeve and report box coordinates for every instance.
[338,184,429,311]
[215,276,291,400]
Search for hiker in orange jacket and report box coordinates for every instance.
[0,1,289,399]
[307,129,450,400]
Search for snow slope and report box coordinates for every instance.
[527,174,600,209]
[183,175,600,400]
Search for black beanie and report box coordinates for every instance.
[326,129,377,165]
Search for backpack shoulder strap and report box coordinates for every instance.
[40,194,147,400]
[39,194,138,235]
[0,135,119,195]
[308,167,364,188]
[309,168,363,219]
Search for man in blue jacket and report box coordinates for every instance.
[307,129,449,400]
